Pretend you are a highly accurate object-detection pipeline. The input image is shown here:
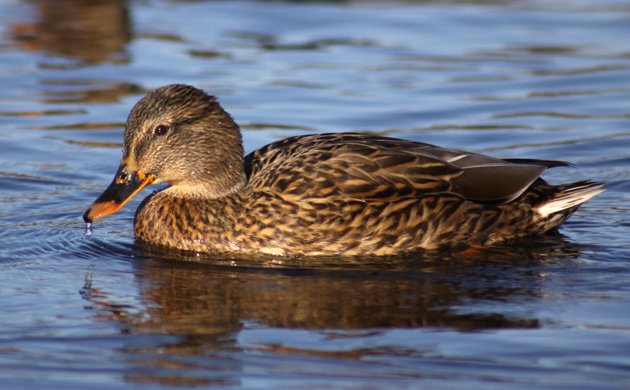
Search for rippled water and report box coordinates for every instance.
[1,0,629,388]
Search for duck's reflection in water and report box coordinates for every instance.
[83,234,581,386]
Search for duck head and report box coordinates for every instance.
[83,84,245,223]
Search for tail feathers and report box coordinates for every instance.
[536,180,605,217]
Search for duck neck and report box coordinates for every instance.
[165,184,243,202]
[164,163,246,201]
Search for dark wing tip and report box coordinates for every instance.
[501,158,575,169]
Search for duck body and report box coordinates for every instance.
[84,85,604,257]
[133,133,600,257]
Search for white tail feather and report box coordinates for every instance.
[536,181,605,217]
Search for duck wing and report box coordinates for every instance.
[244,133,562,205]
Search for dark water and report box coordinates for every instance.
[1,0,629,388]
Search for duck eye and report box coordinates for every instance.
[154,125,168,136]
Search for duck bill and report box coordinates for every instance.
[83,164,154,223]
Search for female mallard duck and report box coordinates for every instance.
[83,84,604,256]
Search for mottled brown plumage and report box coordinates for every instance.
[83,84,605,257]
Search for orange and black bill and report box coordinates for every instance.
[83,164,154,223]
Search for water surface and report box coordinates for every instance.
[0,0,629,388]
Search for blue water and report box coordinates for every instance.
[1,0,629,388]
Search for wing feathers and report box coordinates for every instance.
[451,164,546,203]
[244,133,570,205]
